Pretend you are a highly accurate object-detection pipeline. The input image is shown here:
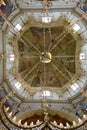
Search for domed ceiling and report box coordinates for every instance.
[5,9,87,101]
[18,25,76,88]
[0,0,87,130]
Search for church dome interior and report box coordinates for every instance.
[0,0,87,130]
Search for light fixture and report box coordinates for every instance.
[24,122,28,127]
[51,114,87,129]
[78,118,83,124]
[59,122,64,128]
[30,122,34,127]
[18,119,22,126]
[8,112,12,118]
[12,116,16,122]
[73,121,77,126]
[53,120,57,125]
[4,105,87,130]
[5,107,10,112]
[66,122,70,128]
[36,120,40,125]
[83,115,87,120]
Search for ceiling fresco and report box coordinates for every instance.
[18,26,76,88]
[0,0,87,130]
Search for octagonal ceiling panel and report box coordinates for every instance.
[18,26,76,88]
[4,10,87,101]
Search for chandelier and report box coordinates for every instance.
[1,96,87,130]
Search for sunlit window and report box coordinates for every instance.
[72,24,80,32]
[15,82,22,90]
[15,23,22,31]
[80,53,85,60]
[71,83,79,91]
[42,91,50,96]
[42,17,51,23]
[10,54,14,61]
